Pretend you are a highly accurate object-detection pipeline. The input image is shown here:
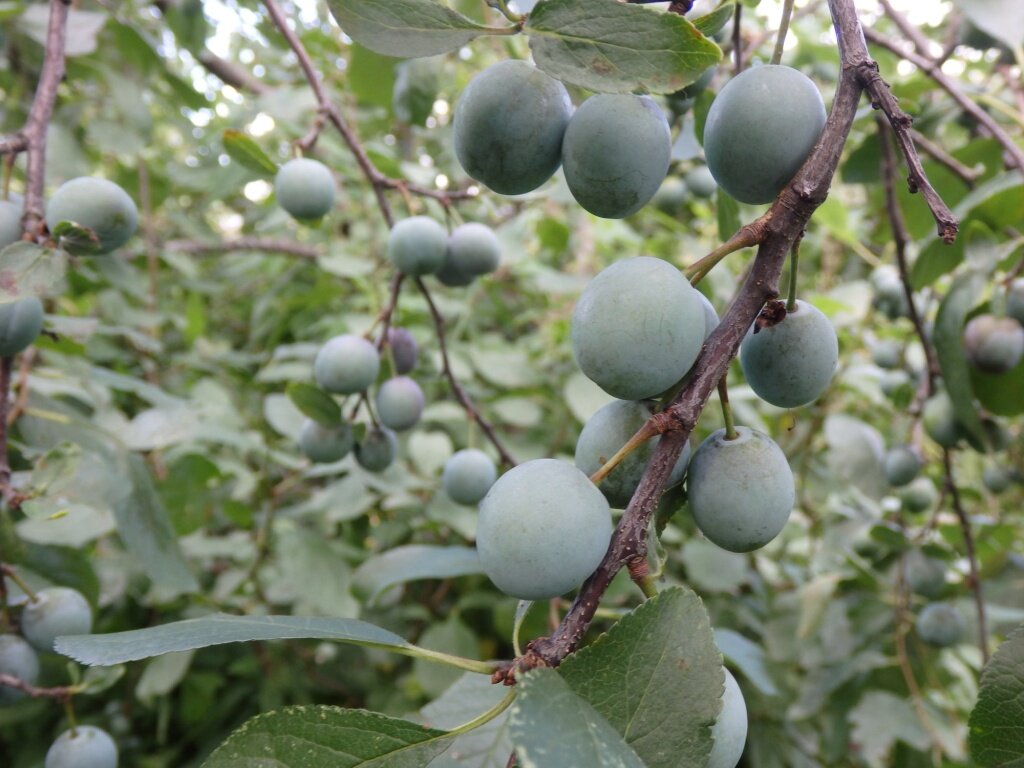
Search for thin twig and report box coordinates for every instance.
[909,128,980,187]
[732,3,743,73]
[0,357,13,503]
[165,238,320,259]
[7,348,35,426]
[0,674,75,700]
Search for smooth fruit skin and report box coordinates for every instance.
[0,295,45,357]
[572,257,706,401]
[879,369,911,397]
[983,465,1011,494]
[963,314,1024,374]
[688,427,795,553]
[45,725,118,768]
[1007,279,1024,325]
[298,419,354,464]
[314,335,380,395]
[355,427,398,473]
[476,459,612,600]
[916,602,965,648]
[375,376,425,432]
[697,291,720,341]
[684,165,717,199]
[704,65,826,204]
[45,177,138,254]
[442,449,497,506]
[900,477,938,513]
[274,158,336,221]
[454,60,572,195]
[905,551,945,598]
[739,300,838,408]
[884,446,922,487]
[387,216,448,276]
[871,340,902,369]
[445,223,500,276]
[0,198,23,249]
[562,94,672,219]
[708,669,748,768]
[922,391,961,448]
[386,328,418,374]
[653,176,687,215]
[21,587,93,652]
[0,635,40,704]
[574,400,691,508]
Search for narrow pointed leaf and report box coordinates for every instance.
[286,382,343,425]
[933,269,987,447]
[693,3,735,36]
[352,545,482,602]
[222,130,278,176]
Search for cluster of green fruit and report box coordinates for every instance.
[0,587,118,766]
[903,551,967,648]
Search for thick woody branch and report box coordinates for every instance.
[0,135,29,156]
[165,237,319,259]
[909,128,980,187]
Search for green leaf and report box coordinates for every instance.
[352,545,482,602]
[0,242,67,301]
[525,0,722,94]
[419,672,512,768]
[557,586,722,768]
[348,43,398,110]
[954,0,1024,56]
[510,669,646,768]
[714,628,779,697]
[286,382,342,425]
[849,691,930,764]
[203,706,455,768]
[693,3,734,36]
[51,220,103,255]
[970,355,1024,417]
[326,0,494,58]
[969,624,1024,767]
[222,130,277,176]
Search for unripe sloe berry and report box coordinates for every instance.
[454,60,572,195]
[697,291,720,341]
[962,314,1024,374]
[314,335,380,395]
[0,295,45,357]
[900,477,938,513]
[871,266,911,320]
[884,445,922,487]
[574,400,691,508]
[438,222,501,287]
[355,427,398,473]
[476,459,612,600]
[562,94,672,219]
[983,465,1011,494]
[653,176,687,215]
[688,427,795,553]
[0,197,23,249]
[375,376,425,431]
[871,339,902,369]
[387,216,448,276]
[879,369,912,397]
[0,634,39,704]
[274,158,337,221]
[298,419,354,464]
[708,669,748,768]
[386,327,418,374]
[684,165,717,199]
[442,449,497,506]
[739,300,838,409]
[21,587,92,652]
[1007,279,1024,325]
[905,551,945,598]
[45,177,137,254]
[45,725,118,768]
[572,257,706,401]
[922,391,961,448]
[704,65,826,204]
[916,602,965,648]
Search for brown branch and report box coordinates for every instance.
[909,128,980,187]
[0,673,74,700]
[7,348,35,427]
[374,272,406,353]
[0,134,28,156]
[732,2,743,73]
[164,237,319,259]
[198,52,270,95]
[877,0,937,58]
[0,357,13,504]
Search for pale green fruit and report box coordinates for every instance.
[375,376,424,432]
[900,477,938,513]
[45,725,118,768]
[871,340,902,369]
[916,602,965,648]
[274,158,337,221]
[684,165,718,199]
[314,335,380,395]
[697,291,720,340]
[355,427,398,473]
[0,634,39,704]
[1007,279,1024,325]
[46,177,137,254]
[708,669,748,768]
[963,314,1024,374]
[884,446,922,487]
[387,216,447,276]
[983,465,1011,494]
[0,198,23,249]
[21,587,93,652]
[442,449,497,506]
[298,419,354,464]
[905,551,945,598]
[438,222,500,286]
[0,295,44,357]
[922,391,961,448]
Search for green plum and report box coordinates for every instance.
[437,222,500,287]
[375,376,424,431]
[884,446,922,487]
[45,177,137,254]
[21,587,93,652]
[653,176,688,215]
[0,295,44,357]
[442,449,497,506]
[983,465,1011,494]
[879,369,912,397]
[387,216,447,276]
[916,602,965,648]
[900,477,938,513]
[922,391,961,448]
[386,327,418,374]
[963,314,1024,374]
[45,725,118,768]
[314,334,380,395]
[274,158,336,221]
[0,197,23,249]
[666,66,715,116]
[0,634,39,704]
[905,551,945,598]
[684,165,717,199]
[871,340,902,369]
[355,427,398,473]
[1007,279,1024,325]
[871,266,911,320]
[708,668,748,768]
[697,291,720,340]
[298,419,354,464]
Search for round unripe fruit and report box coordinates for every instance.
[880,369,912,397]
[45,177,137,254]
[708,669,748,768]
[922,391,961,448]
[298,419,354,464]
[900,477,938,513]
[684,165,717,199]
[442,449,497,506]
[387,216,448,276]
[21,587,93,652]
[905,551,945,598]
[375,376,425,431]
[0,634,40,704]
[574,400,691,508]
[916,602,965,648]
[314,335,380,395]
[562,94,671,219]
[688,427,795,553]
[274,158,336,221]
[0,295,44,357]
[1007,279,1024,325]
[871,266,910,320]
[572,257,706,400]
[697,291,720,341]
[0,197,23,249]
[739,300,838,408]
[667,66,715,116]
[386,328,418,374]
[438,222,501,287]
[454,60,572,195]
[653,176,687,215]
[983,465,1011,494]
[871,340,902,369]
[884,446,922,487]
[963,314,1024,374]
[704,65,826,204]
[476,459,612,600]
[355,427,398,473]
[45,725,118,768]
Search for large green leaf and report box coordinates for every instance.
[970,355,1024,416]
[954,0,1024,55]
[286,382,342,425]
[933,270,987,448]
[352,545,483,602]
[525,0,721,94]
[969,624,1024,767]
[222,130,277,176]
[558,586,722,768]
[693,3,734,36]
[0,242,67,301]
[203,706,455,768]
[420,673,512,768]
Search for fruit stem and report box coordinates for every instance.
[488,0,524,24]
[771,0,797,66]
[685,218,765,285]
[64,696,78,736]
[449,688,516,736]
[786,234,802,312]
[589,421,660,486]
[0,564,38,602]
[512,599,531,658]
[718,377,739,440]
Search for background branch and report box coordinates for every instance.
[165,237,319,259]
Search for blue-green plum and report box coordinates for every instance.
[314,335,380,395]
[298,419,354,464]
[688,427,795,553]
[274,158,336,221]
[561,94,671,219]
[45,725,118,768]
[0,634,39,704]
[387,216,447,276]
[0,197,23,249]
[704,65,826,204]
[653,176,687,215]
[879,369,912,397]
[884,446,922,487]
[1007,279,1024,325]
[574,400,691,508]
[963,314,1024,374]
[916,602,965,648]
[476,459,612,600]
[21,587,92,652]
[922,391,961,448]
[708,669,748,768]
[684,165,717,199]
[871,340,902,369]
[697,291,720,341]
[355,427,398,473]
[900,477,938,513]
[905,551,945,598]
[45,177,137,254]
[739,300,838,408]
[442,449,497,506]
[392,58,440,127]
[375,376,424,431]
[386,327,418,374]
[983,465,1011,494]
[0,296,44,357]
[572,257,706,400]
[437,223,500,287]
[871,266,911,320]
[454,60,572,195]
